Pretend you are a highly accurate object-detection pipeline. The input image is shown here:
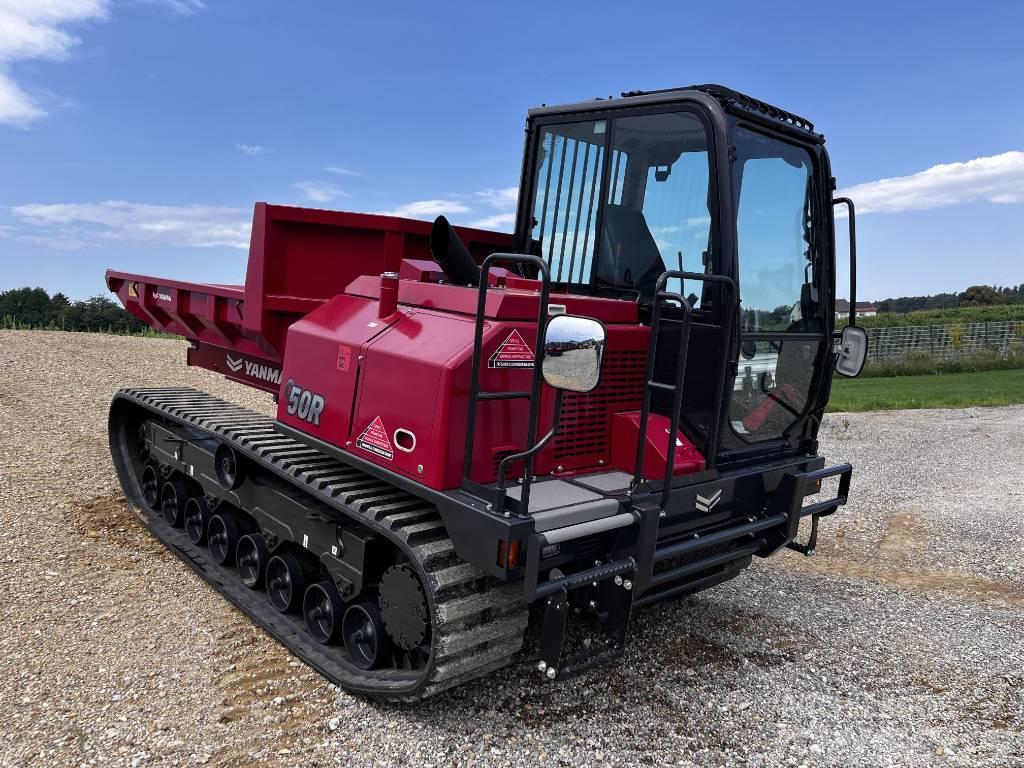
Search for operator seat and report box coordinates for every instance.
[597,204,666,300]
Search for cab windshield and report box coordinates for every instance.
[526,110,713,302]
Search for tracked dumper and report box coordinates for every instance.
[107,85,868,700]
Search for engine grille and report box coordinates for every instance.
[554,349,646,469]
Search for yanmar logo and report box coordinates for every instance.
[225,354,281,385]
[151,290,172,302]
[695,489,722,513]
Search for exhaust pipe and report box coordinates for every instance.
[430,216,481,287]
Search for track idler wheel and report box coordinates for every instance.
[183,496,211,545]
[236,533,269,589]
[160,477,193,527]
[379,565,429,651]
[141,464,161,511]
[342,601,388,670]
[266,553,309,614]
[303,581,345,645]
[214,443,245,490]
[207,512,244,566]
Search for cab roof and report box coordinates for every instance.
[528,83,824,143]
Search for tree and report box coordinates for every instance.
[49,292,71,329]
[0,287,147,333]
[959,285,1003,307]
[0,287,52,326]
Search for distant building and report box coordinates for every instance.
[835,299,878,318]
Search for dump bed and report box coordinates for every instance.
[106,203,513,370]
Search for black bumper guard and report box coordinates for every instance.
[525,462,853,681]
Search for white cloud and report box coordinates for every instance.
[0,223,13,237]
[469,212,515,231]
[10,200,251,249]
[135,0,206,15]
[324,166,363,178]
[0,0,206,127]
[0,0,109,126]
[838,151,1024,215]
[476,186,518,209]
[378,199,472,220]
[294,180,346,205]
[236,143,269,155]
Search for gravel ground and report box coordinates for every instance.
[1,329,1021,768]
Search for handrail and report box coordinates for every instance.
[633,270,737,510]
[832,197,857,329]
[462,253,551,516]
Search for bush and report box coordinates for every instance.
[861,349,1024,378]
[859,304,1024,328]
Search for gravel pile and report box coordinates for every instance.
[0,329,1021,767]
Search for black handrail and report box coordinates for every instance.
[633,271,737,510]
[462,253,551,516]
[832,197,857,329]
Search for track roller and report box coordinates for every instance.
[160,477,192,527]
[207,511,244,566]
[236,533,269,589]
[141,464,161,511]
[214,443,245,490]
[342,601,388,670]
[136,424,149,460]
[303,581,345,645]
[266,552,309,614]
[183,496,211,545]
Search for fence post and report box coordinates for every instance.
[929,324,934,356]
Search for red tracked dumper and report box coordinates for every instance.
[107,85,867,700]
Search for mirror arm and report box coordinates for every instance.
[832,197,856,327]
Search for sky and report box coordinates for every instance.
[0,0,1021,302]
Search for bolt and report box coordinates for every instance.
[622,579,633,591]
[614,575,623,586]
[537,660,547,673]
[556,465,564,472]
[546,667,557,680]
[417,464,424,474]
[588,600,597,609]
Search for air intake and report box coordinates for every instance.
[554,349,647,470]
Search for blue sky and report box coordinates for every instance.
[0,0,1021,301]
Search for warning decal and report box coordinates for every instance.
[488,329,535,369]
[356,416,394,460]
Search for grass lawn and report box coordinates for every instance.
[827,368,1024,412]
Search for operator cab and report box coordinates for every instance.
[514,85,839,471]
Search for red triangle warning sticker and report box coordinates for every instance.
[356,415,393,460]
[488,329,535,369]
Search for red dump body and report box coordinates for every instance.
[108,203,705,491]
[107,203,512,371]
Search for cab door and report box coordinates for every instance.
[722,126,830,452]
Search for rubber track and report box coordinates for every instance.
[111,387,528,701]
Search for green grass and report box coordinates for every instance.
[827,368,1024,412]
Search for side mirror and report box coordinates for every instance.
[835,325,868,378]
[541,314,605,393]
